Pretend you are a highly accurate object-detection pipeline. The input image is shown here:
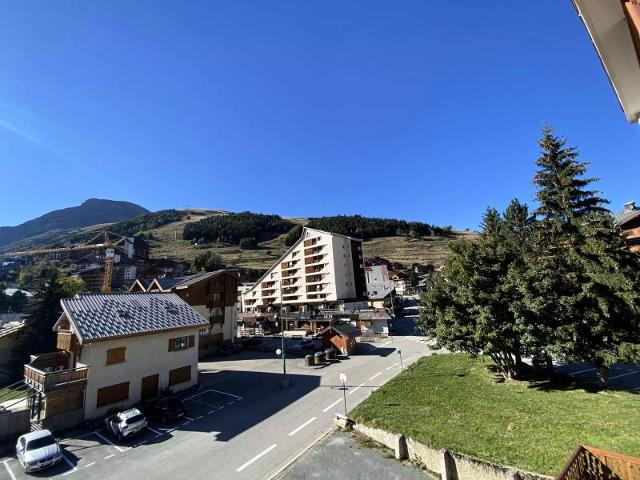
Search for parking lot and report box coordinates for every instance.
[0,388,243,480]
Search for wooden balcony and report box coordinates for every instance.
[304,246,323,256]
[305,265,324,274]
[305,255,325,265]
[304,239,317,247]
[281,269,299,278]
[24,362,88,393]
[556,445,640,480]
[624,226,640,239]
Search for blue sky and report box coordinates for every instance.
[0,1,638,230]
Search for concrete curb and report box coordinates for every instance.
[265,424,337,480]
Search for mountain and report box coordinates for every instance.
[0,199,149,247]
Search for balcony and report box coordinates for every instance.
[24,352,88,393]
[304,246,323,256]
[304,238,319,247]
[306,274,327,284]
[282,286,299,295]
[306,284,326,293]
[281,260,298,269]
[305,255,325,265]
[305,264,325,274]
[281,278,298,286]
[281,269,300,278]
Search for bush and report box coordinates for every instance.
[239,237,258,249]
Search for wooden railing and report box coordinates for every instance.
[24,364,88,392]
[556,445,640,480]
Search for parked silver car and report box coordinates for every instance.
[104,408,148,440]
[16,429,63,473]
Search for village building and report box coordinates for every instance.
[23,292,207,429]
[130,270,240,354]
[614,201,640,253]
[319,323,360,355]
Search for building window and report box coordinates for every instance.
[199,327,209,337]
[96,382,129,408]
[106,347,126,365]
[168,335,195,351]
[169,365,191,386]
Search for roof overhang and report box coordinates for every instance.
[572,0,640,123]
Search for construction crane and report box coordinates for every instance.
[0,230,127,293]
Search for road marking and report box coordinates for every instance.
[104,454,116,460]
[568,368,596,376]
[3,460,16,480]
[378,341,391,348]
[184,416,195,421]
[322,399,342,413]
[61,454,77,476]
[185,388,242,401]
[348,383,365,395]
[208,410,216,415]
[93,431,130,453]
[195,415,203,420]
[288,417,317,436]
[147,426,164,438]
[369,372,383,381]
[181,420,192,426]
[84,462,96,468]
[386,363,399,370]
[134,440,148,447]
[609,370,640,380]
[227,401,235,406]
[236,444,277,472]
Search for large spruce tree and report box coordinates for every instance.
[527,127,640,383]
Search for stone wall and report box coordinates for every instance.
[354,421,553,480]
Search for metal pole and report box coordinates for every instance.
[399,349,404,371]
[342,380,348,417]
[280,279,289,387]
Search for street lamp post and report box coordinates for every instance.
[339,372,348,417]
[279,280,289,388]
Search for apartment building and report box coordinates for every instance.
[241,227,367,317]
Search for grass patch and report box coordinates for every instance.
[350,353,640,476]
[0,386,27,400]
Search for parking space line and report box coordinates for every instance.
[104,454,116,460]
[236,444,277,472]
[134,440,148,447]
[369,372,382,381]
[207,410,216,415]
[147,426,164,438]
[378,341,391,348]
[386,363,399,370]
[322,399,342,413]
[227,401,235,406]
[609,370,640,380]
[184,415,195,421]
[61,454,77,476]
[185,388,242,401]
[195,415,203,420]
[348,383,365,395]
[3,460,16,480]
[568,368,596,376]
[181,420,191,426]
[288,417,317,436]
[84,462,96,468]
[93,431,130,453]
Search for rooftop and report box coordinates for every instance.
[60,292,208,343]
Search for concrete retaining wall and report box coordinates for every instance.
[41,409,84,433]
[355,422,552,480]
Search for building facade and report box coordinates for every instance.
[241,228,367,315]
[23,292,207,427]
[614,201,640,253]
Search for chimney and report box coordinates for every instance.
[623,201,637,211]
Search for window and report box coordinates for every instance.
[169,365,191,386]
[199,327,209,337]
[106,347,126,365]
[168,335,195,351]
[97,382,129,408]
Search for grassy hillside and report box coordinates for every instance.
[1,208,466,270]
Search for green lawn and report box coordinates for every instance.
[0,386,27,401]
[351,354,640,476]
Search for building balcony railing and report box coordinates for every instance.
[281,261,298,269]
[305,265,325,274]
[24,362,88,393]
[282,286,299,295]
[281,278,298,286]
[304,246,323,256]
[306,274,328,284]
[281,269,300,278]
[625,226,640,240]
[304,238,319,247]
[305,255,325,265]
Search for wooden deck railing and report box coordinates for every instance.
[24,364,88,392]
[556,445,640,480]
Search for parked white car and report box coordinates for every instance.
[16,429,63,473]
[104,408,148,440]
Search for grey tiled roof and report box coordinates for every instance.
[154,270,231,291]
[61,293,208,343]
[320,322,361,338]
[613,208,640,227]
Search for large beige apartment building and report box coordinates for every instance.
[241,227,367,315]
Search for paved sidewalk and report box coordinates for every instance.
[275,430,433,480]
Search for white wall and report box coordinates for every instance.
[78,328,200,419]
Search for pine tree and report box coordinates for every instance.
[10,271,66,378]
[527,127,640,383]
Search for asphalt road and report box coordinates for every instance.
[0,311,432,480]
